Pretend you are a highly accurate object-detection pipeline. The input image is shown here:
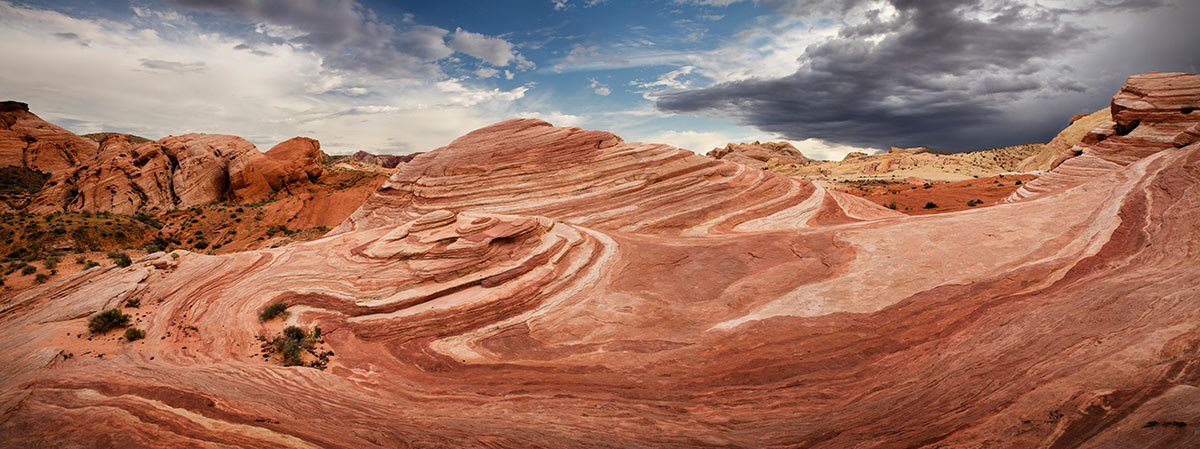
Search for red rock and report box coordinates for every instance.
[706,141,813,169]
[0,100,98,175]
[1010,72,1200,201]
[350,150,420,168]
[2,75,1200,448]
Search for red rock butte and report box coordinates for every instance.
[2,72,1199,448]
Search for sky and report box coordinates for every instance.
[0,0,1197,160]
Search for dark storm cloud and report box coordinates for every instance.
[658,0,1196,151]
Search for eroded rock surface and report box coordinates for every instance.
[1010,72,1200,201]
[706,141,813,169]
[2,75,1200,448]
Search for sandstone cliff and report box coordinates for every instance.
[1,103,326,215]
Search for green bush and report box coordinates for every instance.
[967,199,984,207]
[108,252,132,267]
[124,328,145,341]
[924,202,938,209]
[88,308,131,334]
[34,273,49,284]
[84,260,100,270]
[272,325,312,366]
[21,265,36,275]
[259,302,288,321]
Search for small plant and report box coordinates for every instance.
[924,202,938,209]
[272,325,312,366]
[885,201,898,210]
[125,297,141,308]
[259,302,288,321]
[88,308,131,334]
[967,199,984,207]
[84,260,100,270]
[1015,180,1022,185]
[108,251,132,267]
[922,183,932,189]
[21,265,36,275]
[124,328,146,341]
[34,273,49,284]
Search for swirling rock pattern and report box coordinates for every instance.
[2,75,1200,448]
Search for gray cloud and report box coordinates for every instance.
[658,0,1200,151]
[139,58,208,73]
[168,0,520,77]
[449,28,516,66]
[52,31,89,46]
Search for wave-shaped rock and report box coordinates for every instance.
[2,74,1200,448]
[1009,72,1200,201]
[335,118,901,236]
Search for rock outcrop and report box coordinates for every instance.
[3,74,1200,448]
[336,119,900,236]
[1009,72,1200,201]
[1016,107,1112,172]
[350,150,420,168]
[0,101,98,176]
[706,141,813,169]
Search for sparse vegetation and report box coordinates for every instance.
[259,302,288,321]
[88,308,131,334]
[108,251,132,267]
[924,202,939,209]
[125,297,141,308]
[261,325,330,368]
[967,199,984,207]
[124,327,146,341]
[34,273,49,284]
[0,166,50,195]
[885,201,898,210]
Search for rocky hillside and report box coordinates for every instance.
[705,140,813,169]
[2,73,1198,447]
[778,143,1043,183]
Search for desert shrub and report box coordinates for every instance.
[21,265,36,275]
[885,201,898,210]
[44,256,59,269]
[924,202,938,209]
[34,273,49,284]
[259,302,288,321]
[75,256,86,264]
[108,251,132,267]
[922,183,932,189]
[84,260,100,270]
[193,240,209,250]
[1015,180,1022,185]
[125,297,140,308]
[967,199,984,207]
[88,308,131,334]
[272,325,311,366]
[123,327,146,341]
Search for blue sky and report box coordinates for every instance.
[1,0,1197,158]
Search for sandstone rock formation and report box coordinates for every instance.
[1009,72,1200,202]
[752,141,1043,184]
[1016,107,1111,172]
[350,150,421,168]
[2,74,1200,448]
[0,101,98,175]
[705,140,813,169]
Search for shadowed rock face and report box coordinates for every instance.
[3,74,1200,448]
